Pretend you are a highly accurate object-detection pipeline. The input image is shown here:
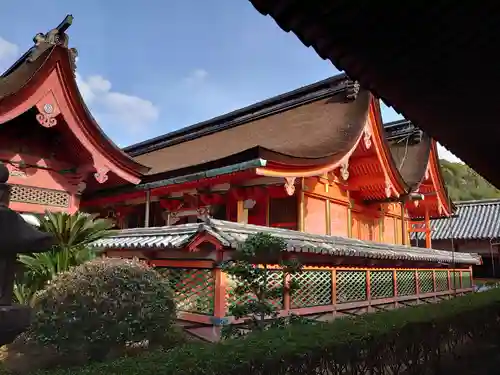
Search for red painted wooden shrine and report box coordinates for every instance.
[0,16,148,216]
[0,16,480,342]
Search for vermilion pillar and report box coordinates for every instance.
[424,207,432,248]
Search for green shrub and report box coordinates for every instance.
[37,289,500,375]
[222,232,304,338]
[26,257,177,361]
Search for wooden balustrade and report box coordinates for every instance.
[152,263,474,341]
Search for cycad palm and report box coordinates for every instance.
[14,211,114,304]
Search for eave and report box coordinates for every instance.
[81,159,265,207]
[123,74,350,157]
[0,45,149,185]
[91,218,482,266]
[126,75,368,176]
[406,141,453,219]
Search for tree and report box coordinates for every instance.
[14,211,114,305]
[221,232,304,338]
[440,159,500,202]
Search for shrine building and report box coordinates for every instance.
[0,16,481,340]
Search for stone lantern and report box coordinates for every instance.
[0,162,55,346]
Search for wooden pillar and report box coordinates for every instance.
[236,200,248,224]
[469,265,474,288]
[325,198,331,235]
[400,203,406,246]
[393,269,398,308]
[447,269,452,292]
[393,270,398,297]
[379,217,384,243]
[366,270,371,302]
[415,270,420,298]
[347,191,353,238]
[432,270,437,292]
[331,269,337,307]
[144,190,151,228]
[283,273,291,312]
[298,178,305,232]
[424,206,432,248]
[265,194,270,226]
[213,267,227,318]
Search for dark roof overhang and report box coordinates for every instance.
[248,1,500,187]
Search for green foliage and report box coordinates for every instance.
[13,211,114,305]
[37,289,500,375]
[440,159,500,201]
[25,257,177,361]
[221,232,303,338]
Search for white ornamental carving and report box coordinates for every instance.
[363,125,372,149]
[284,177,296,195]
[340,161,349,181]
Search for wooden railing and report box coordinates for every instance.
[158,265,473,331]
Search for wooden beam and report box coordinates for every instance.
[424,206,432,248]
[346,175,386,191]
[348,156,380,171]
[236,200,248,224]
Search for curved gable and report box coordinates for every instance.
[340,97,408,201]
[406,140,452,218]
[0,19,149,188]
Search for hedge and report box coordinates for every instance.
[38,289,500,375]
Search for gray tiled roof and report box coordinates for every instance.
[92,219,480,265]
[412,199,500,241]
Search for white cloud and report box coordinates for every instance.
[0,37,19,71]
[76,73,159,136]
[183,69,208,86]
[437,143,463,164]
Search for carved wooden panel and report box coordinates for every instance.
[10,184,70,208]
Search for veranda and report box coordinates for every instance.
[92,219,479,341]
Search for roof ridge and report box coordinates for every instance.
[455,198,500,205]
[123,73,350,156]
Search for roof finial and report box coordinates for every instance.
[33,14,74,48]
[30,15,78,74]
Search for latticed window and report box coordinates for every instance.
[370,271,394,299]
[10,184,70,208]
[396,270,416,296]
[269,196,298,230]
[418,270,434,294]
[336,271,367,303]
[291,270,332,308]
[462,271,472,289]
[226,270,284,313]
[157,268,214,315]
[450,271,461,290]
[435,270,449,291]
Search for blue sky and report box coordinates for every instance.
[0,0,460,162]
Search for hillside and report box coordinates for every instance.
[440,160,500,202]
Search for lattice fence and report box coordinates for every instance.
[291,270,332,308]
[450,271,462,290]
[418,270,434,294]
[336,271,366,303]
[370,271,394,299]
[10,184,70,208]
[396,271,416,296]
[435,271,449,292]
[158,268,214,315]
[226,270,284,313]
[461,271,472,289]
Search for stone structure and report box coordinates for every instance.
[0,162,54,345]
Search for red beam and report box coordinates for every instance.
[82,170,256,207]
